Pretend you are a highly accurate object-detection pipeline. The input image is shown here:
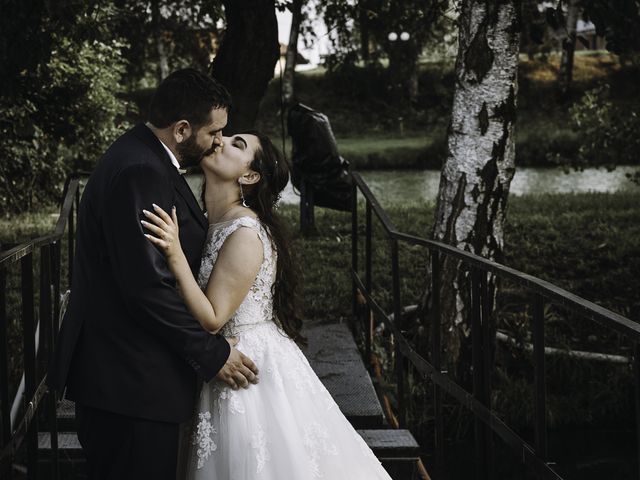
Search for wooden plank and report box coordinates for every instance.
[357,429,420,458]
[303,322,384,428]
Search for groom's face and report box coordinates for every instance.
[177,107,228,168]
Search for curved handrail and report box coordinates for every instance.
[350,170,638,480]
[0,178,81,266]
[0,174,83,476]
[351,172,639,339]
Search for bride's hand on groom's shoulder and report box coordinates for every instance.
[215,337,260,390]
[142,204,183,262]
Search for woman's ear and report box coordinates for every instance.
[173,120,192,144]
[241,170,261,186]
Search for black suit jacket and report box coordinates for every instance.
[47,124,230,423]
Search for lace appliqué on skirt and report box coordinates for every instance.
[193,411,217,469]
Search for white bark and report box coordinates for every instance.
[429,0,520,369]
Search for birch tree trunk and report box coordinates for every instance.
[282,0,303,108]
[558,0,580,94]
[426,0,520,380]
[211,0,279,132]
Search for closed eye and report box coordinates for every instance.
[233,136,247,150]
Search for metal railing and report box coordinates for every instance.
[350,171,640,479]
[0,176,81,479]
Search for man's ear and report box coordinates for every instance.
[241,170,261,186]
[173,120,192,144]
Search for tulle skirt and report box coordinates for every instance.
[179,321,392,480]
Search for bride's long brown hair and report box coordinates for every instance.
[238,130,306,347]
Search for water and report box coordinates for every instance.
[186,166,638,207]
[349,166,639,207]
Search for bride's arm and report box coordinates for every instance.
[141,204,263,334]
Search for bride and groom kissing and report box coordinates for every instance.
[47,68,392,479]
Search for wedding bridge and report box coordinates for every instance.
[1,173,639,479]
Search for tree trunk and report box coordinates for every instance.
[283,0,303,108]
[211,0,279,132]
[388,42,420,106]
[359,0,370,63]
[151,0,169,82]
[424,0,520,381]
[559,0,580,94]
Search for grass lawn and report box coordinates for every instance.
[2,190,638,474]
[253,52,635,170]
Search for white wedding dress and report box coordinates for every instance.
[180,216,392,479]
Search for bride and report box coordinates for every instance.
[142,130,392,479]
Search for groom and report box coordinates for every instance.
[48,69,259,479]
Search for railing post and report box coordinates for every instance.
[430,251,445,477]
[633,342,639,480]
[471,267,488,480]
[365,201,373,364]
[479,272,495,478]
[391,239,405,427]
[68,193,75,286]
[21,254,38,479]
[0,267,10,461]
[39,246,52,377]
[40,245,60,480]
[532,292,548,469]
[351,177,358,322]
[52,242,62,332]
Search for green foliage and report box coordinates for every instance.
[580,0,640,59]
[549,83,640,183]
[280,191,639,437]
[45,34,130,171]
[319,0,448,107]
[0,4,130,215]
[114,0,224,89]
[0,97,67,214]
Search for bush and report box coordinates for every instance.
[548,83,640,183]
[0,6,129,216]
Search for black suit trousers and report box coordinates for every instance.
[76,404,179,480]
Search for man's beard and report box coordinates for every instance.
[177,134,216,168]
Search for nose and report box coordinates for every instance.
[213,133,224,146]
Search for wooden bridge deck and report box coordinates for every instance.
[38,320,422,479]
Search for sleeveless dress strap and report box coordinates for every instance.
[213,216,272,265]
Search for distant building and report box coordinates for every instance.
[575,19,607,51]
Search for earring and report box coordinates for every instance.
[239,180,249,208]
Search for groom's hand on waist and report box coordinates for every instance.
[215,337,259,390]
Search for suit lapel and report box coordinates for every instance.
[131,124,208,231]
[174,174,208,230]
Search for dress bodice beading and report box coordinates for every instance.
[197,216,277,337]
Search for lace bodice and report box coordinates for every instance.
[197,216,277,337]
[184,218,392,479]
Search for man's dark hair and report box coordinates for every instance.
[148,68,232,129]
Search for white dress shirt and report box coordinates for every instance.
[158,139,186,174]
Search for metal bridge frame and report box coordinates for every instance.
[350,171,640,480]
[1,172,638,479]
[0,176,80,479]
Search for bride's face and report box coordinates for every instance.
[201,134,261,183]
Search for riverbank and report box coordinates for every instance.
[283,190,639,328]
[286,191,639,479]
[3,191,638,320]
[3,191,638,477]
[253,52,637,170]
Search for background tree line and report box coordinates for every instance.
[2,0,638,378]
[1,0,638,216]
